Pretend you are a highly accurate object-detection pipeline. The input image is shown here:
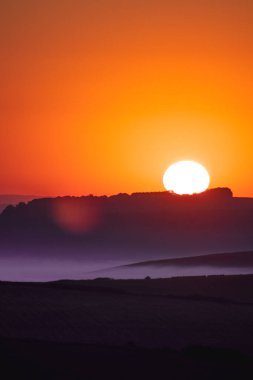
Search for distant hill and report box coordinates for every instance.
[0,195,41,214]
[0,188,253,260]
[123,251,253,268]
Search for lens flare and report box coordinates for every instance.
[52,198,102,235]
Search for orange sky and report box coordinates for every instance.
[1,0,253,197]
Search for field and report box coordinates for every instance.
[0,275,253,379]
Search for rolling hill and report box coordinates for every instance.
[124,250,253,268]
[0,188,253,262]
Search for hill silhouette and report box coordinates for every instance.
[123,250,253,268]
[0,194,40,214]
[0,187,253,260]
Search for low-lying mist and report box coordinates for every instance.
[0,254,252,282]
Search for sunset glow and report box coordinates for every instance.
[0,1,253,196]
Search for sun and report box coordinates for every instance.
[163,161,210,195]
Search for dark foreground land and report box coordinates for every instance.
[1,274,253,379]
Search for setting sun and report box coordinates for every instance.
[163,161,210,195]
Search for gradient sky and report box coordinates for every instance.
[1,0,253,196]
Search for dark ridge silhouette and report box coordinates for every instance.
[123,250,253,268]
[48,273,253,303]
[0,194,41,214]
[0,187,253,259]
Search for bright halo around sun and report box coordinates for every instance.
[163,161,210,195]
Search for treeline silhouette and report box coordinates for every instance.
[0,188,253,257]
